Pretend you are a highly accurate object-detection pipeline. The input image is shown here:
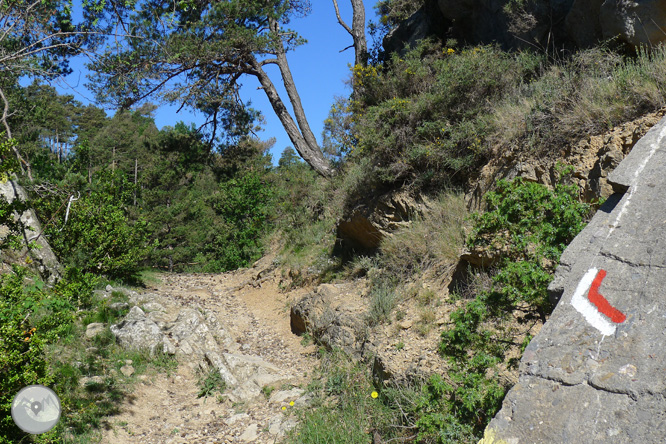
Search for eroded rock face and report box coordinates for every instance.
[465,109,666,211]
[337,190,430,251]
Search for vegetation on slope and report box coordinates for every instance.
[2,2,666,442]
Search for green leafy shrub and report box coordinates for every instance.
[203,169,272,271]
[429,176,591,442]
[43,177,152,280]
[0,268,54,443]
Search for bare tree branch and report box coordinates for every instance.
[332,0,353,35]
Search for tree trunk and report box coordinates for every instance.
[332,0,368,67]
[249,57,334,178]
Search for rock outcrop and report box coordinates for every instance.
[480,114,666,443]
[385,0,666,54]
[336,189,431,251]
[290,283,369,358]
[0,179,62,284]
[110,286,295,403]
[466,109,666,211]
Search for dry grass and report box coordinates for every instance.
[379,191,468,280]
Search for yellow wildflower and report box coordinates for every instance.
[371,391,378,399]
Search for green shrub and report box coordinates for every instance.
[429,176,591,441]
[203,169,272,271]
[350,41,543,187]
[0,269,54,443]
[33,171,153,281]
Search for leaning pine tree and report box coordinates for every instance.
[88,0,335,177]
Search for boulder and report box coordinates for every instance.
[481,114,666,443]
[85,322,106,338]
[110,306,170,355]
[290,284,368,357]
[600,0,666,49]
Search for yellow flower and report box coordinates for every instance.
[447,48,455,54]
[24,337,30,342]
[289,401,295,406]
[371,391,378,399]
[282,406,287,410]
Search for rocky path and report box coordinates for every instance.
[102,259,317,444]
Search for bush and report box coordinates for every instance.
[431,176,591,441]
[203,169,273,271]
[350,41,543,187]
[0,269,55,443]
[33,171,153,281]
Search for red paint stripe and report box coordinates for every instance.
[587,269,626,323]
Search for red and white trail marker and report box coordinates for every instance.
[571,268,626,336]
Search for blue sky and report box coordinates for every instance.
[50,0,380,164]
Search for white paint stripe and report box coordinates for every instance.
[608,123,666,236]
[571,268,616,336]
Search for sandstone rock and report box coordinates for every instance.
[224,413,249,426]
[398,320,413,330]
[269,388,305,404]
[337,189,430,251]
[291,291,366,356]
[268,416,297,438]
[290,291,327,335]
[239,423,258,442]
[120,364,135,377]
[85,322,106,338]
[109,302,129,311]
[142,301,166,312]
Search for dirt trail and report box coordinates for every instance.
[102,261,317,444]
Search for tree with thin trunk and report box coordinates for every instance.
[87,0,336,177]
